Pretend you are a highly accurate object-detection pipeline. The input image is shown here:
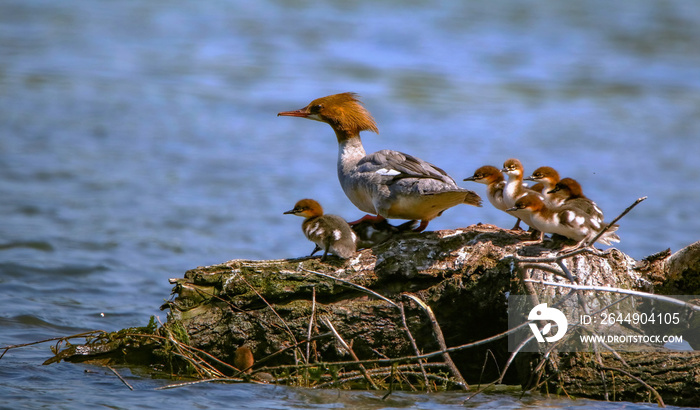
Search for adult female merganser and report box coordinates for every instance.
[278,93,481,232]
[524,166,562,206]
[507,194,620,248]
[284,198,357,260]
[501,158,543,230]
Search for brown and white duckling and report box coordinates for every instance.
[507,194,620,248]
[501,158,544,230]
[284,198,357,260]
[524,166,562,207]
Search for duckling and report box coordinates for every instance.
[507,195,620,248]
[284,198,357,260]
[548,177,619,244]
[524,166,562,207]
[501,158,544,230]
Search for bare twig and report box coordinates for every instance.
[253,332,333,369]
[256,322,532,374]
[584,196,647,248]
[306,286,316,365]
[108,366,134,391]
[517,263,570,281]
[522,280,700,312]
[300,268,399,308]
[234,272,303,364]
[155,377,251,390]
[598,365,665,408]
[314,370,454,390]
[321,317,379,390]
[556,259,576,282]
[402,293,468,390]
[1,331,106,361]
[399,301,431,391]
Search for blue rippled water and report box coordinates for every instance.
[1,0,699,408]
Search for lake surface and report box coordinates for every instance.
[1,0,699,408]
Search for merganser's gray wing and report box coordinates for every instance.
[357,149,456,185]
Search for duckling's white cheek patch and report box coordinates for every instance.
[307,113,323,122]
[375,168,401,176]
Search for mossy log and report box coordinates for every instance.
[54,224,700,405]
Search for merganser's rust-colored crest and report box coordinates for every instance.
[278,92,378,140]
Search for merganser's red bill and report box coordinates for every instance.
[277,109,309,117]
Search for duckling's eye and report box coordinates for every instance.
[309,104,322,113]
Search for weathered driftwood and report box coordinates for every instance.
[51,223,700,406]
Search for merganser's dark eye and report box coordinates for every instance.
[309,104,322,113]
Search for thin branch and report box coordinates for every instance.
[314,370,454,390]
[517,263,570,281]
[556,259,576,282]
[522,280,700,312]
[234,272,302,363]
[584,196,647,248]
[300,268,399,308]
[402,293,468,390]
[155,377,252,390]
[306,286,316,365]
[399,301,431,391]
[598,365,665,408]
[321,317,379,390]
[256,322,532,373]
[1,331,106,361]
[108,366,134,391]
[252,332,333,369]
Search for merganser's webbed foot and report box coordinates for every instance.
[309,244,321,256]
[396,220,420,231]
[511,218,523,230]
[351,218,417,249]
[348,214,386,226]
[415,220,430,232]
